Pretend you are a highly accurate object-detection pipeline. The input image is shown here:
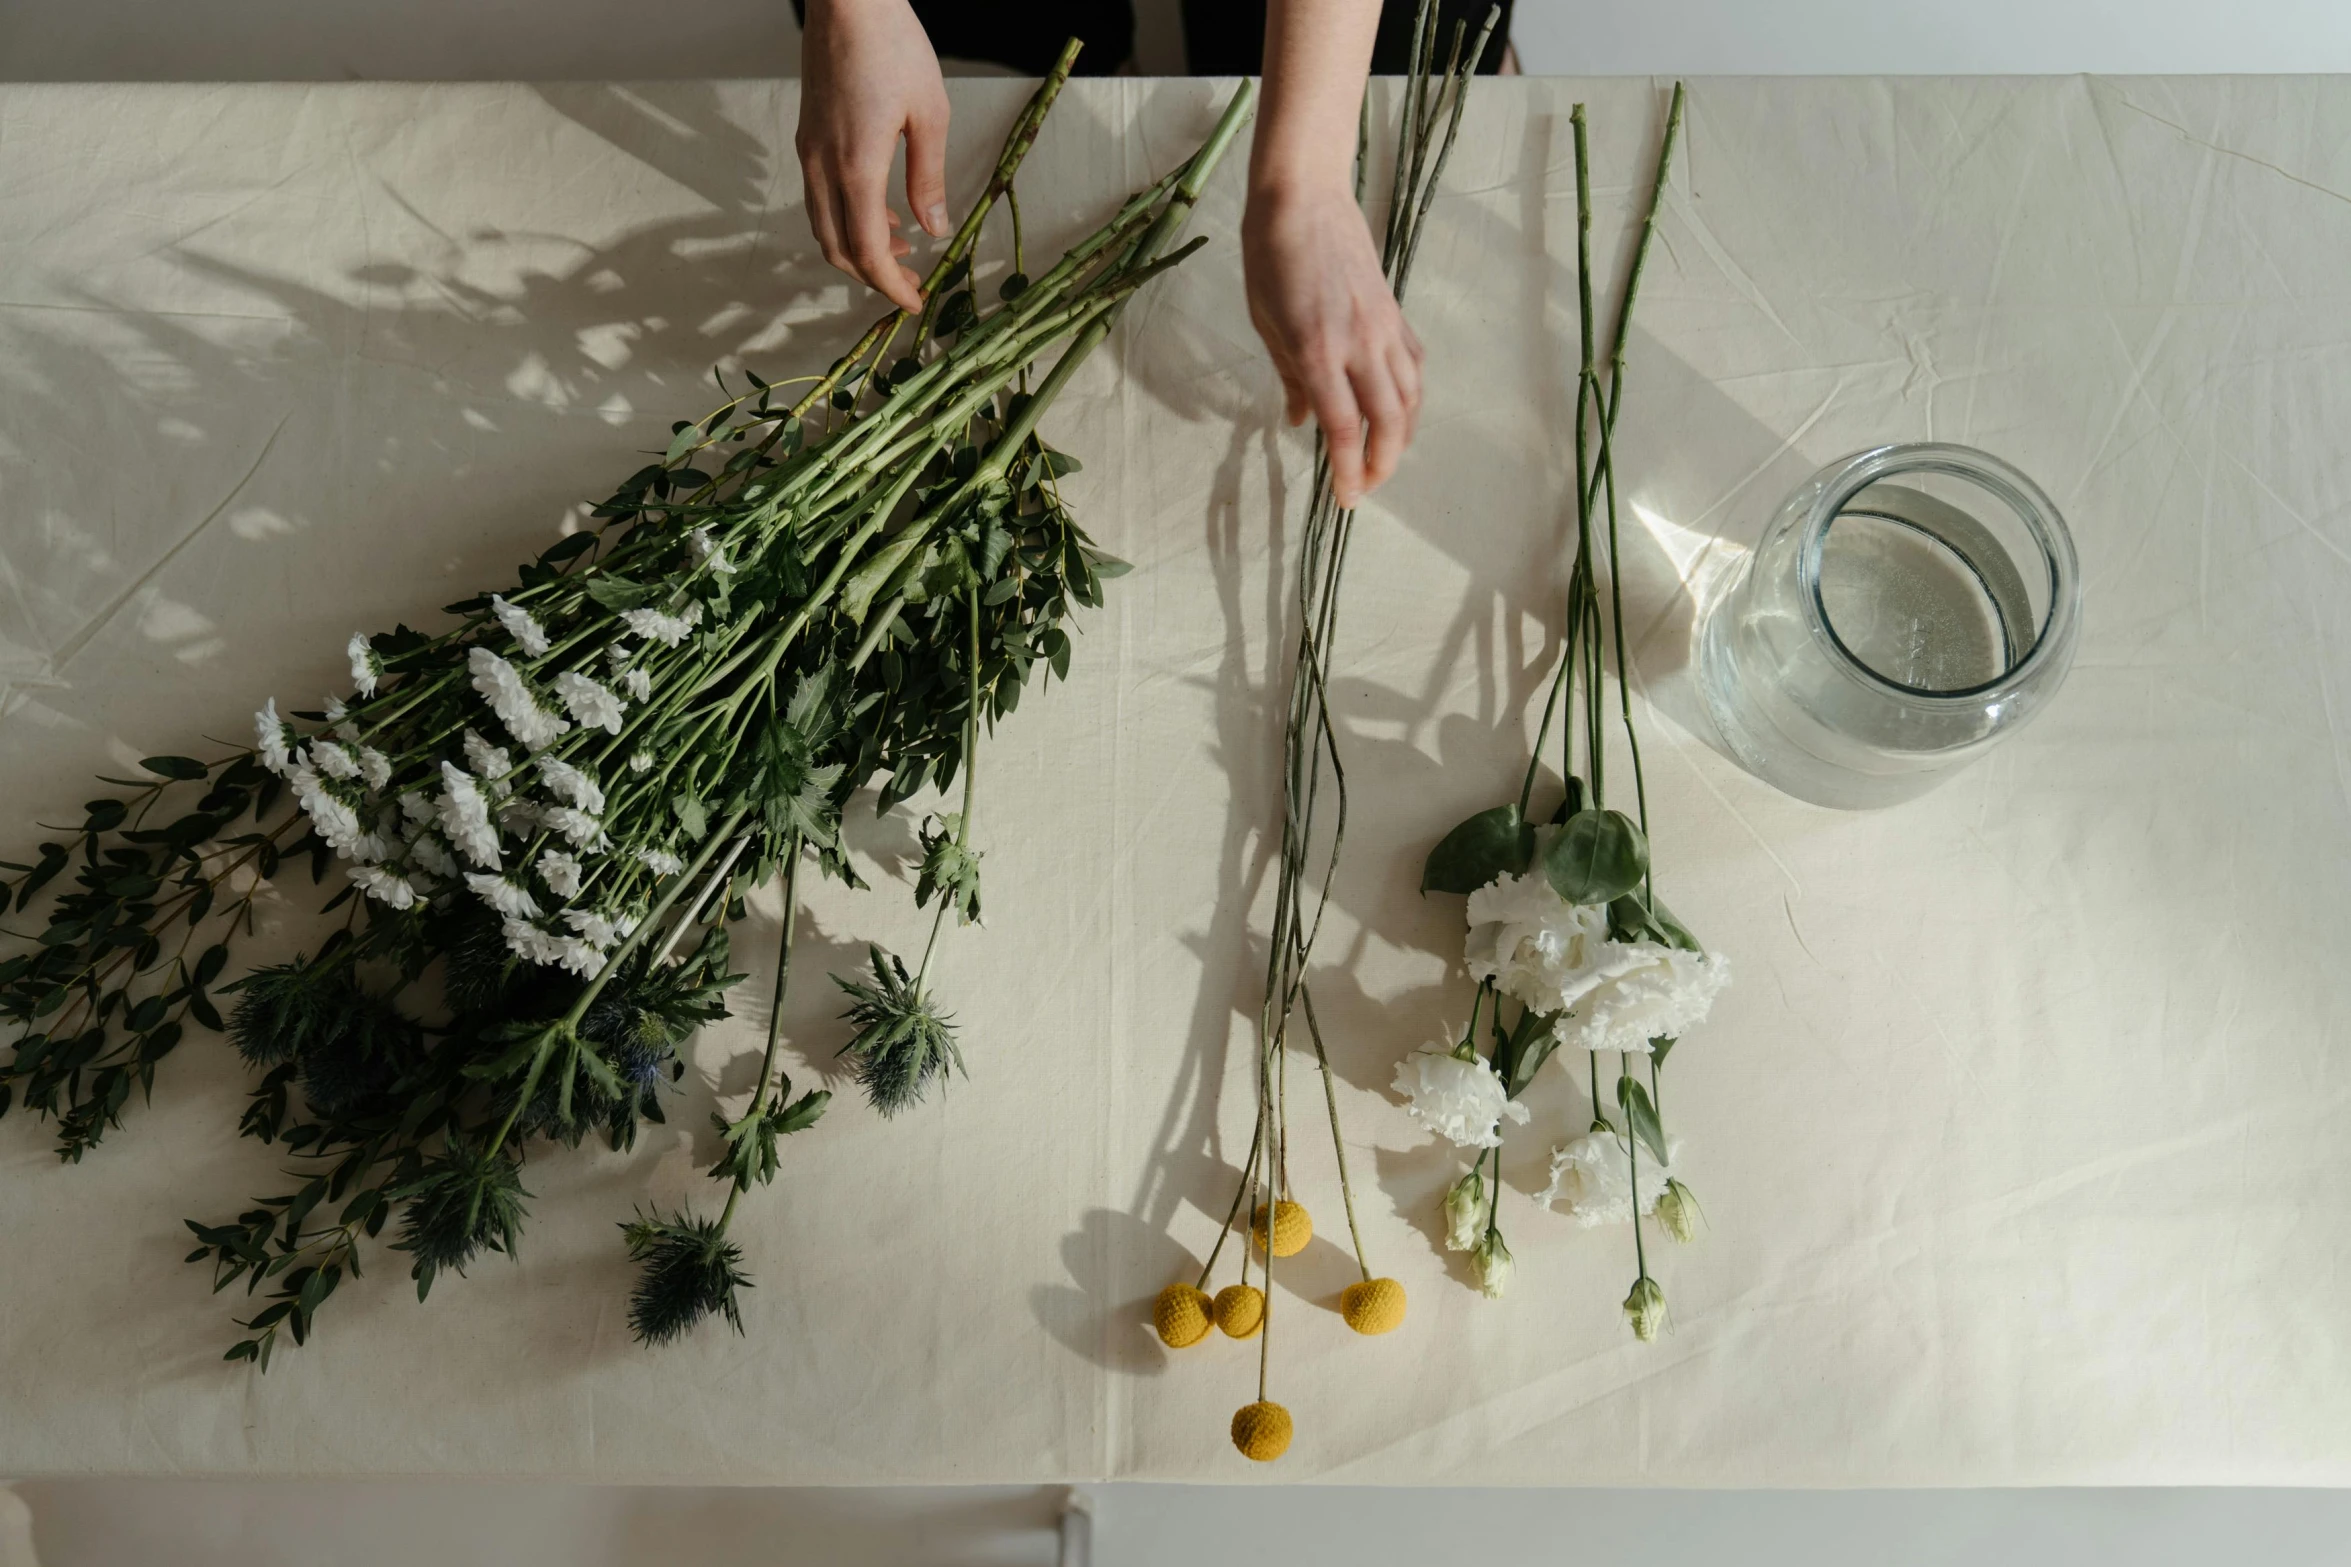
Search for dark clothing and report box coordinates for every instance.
[791,1,1513,76]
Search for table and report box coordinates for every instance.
[2,74,2347,1486]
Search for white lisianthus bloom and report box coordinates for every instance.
[563,907,623,948]
[501,917,563,967]
[638,846,685,877]
[405,829,457,880]
[466,871,542,920]
[1538,1130,1680,1228]
[308,739,361,782]
[552,670,625,735]
[621,601,703,647]
[254,700,295,777]
[1443,1168,1486,1252]
[435,761,501,870]
[489,594,552,658]
[536,756,606,814]
[346,633,381,697]
[351,864,419,910]
[688,526,735,574]
[1556,946,1731,1057]
[540,805,608,850]
[468,647,570,752]
[1392,1047,1530,1149]
[538,848,583,899]
[1472,1229,1514,1299]
[1465,871,1640,1017]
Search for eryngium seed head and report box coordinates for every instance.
[621,1209,750,1346]
[394,1137,530,1276]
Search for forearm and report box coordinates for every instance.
[1252,0,1382,198]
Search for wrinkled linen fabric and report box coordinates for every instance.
[2,76,2348,1485]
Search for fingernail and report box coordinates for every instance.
[925,204,949,234]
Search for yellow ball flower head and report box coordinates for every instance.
[1153,1283,1215,1349]
[1250,1200,1312,1258]
[1213,1283,1266,1339]
[1230,1400,1294,1462]
[1340,1277,1407,1336]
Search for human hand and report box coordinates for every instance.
[1242,176,1423,509]
[796,0,950,314]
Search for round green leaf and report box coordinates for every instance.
[140,755,208,781]
[1421,804,1536,895]
[1541,809,1649,905]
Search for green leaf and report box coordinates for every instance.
[1421,804,1536,895]
[1650,1035,1677,1067]
[539,532,596,564]
[1609,887,1702,952]
[140,755,208,781]
[1616,1074,1670,1168]
[662,422,703,466]
[1542,809,1649,905]
[194,943,229,988]
[585,574,657,613]
[773,1087,829,1135]
[672,793,709,843]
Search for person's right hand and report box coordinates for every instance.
[796,0,951,314]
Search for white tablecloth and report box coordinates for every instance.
[2,74,2346,1486]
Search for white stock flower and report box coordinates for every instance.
[1556,946,1731,1057]
[552,670,625,735]
[406,829,457,879]
[308,739,361,782]
[254,700,295,776]
[563,907,623,948]
[291,763,361,853]
[688,526,735,574]
[468,647,570,752]
[637,846,685,877]
[351,864,419,910]
[466,871,542,920]
[1538,1130,1680,1228]
[536,756,606,814]
[1392,1047,1530,1150]
[541,805,607,850]
[347,633,381,697]
[490,594,552,658]
[549,935,604,977]
[1472,1230,1514,1299]
[621,601,702,647]
[462,728,512,786]
[1443,1168,1487,1252]
[501,917,563,967]
[538,848,583,899]
[1465,871,1641,1017]
[356,747,393,791]
[436,761,501,870]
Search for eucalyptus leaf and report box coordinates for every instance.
[1616,1074,1670,1168]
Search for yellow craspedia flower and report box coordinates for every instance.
[1340,1277,1407,1336]
[1213,1283,1266,1339]
[1250,1200,1312,1258]
[1231,1400,1293,1462]
[1153,1283,1214,1349]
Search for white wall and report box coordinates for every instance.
[9,0,2351,79]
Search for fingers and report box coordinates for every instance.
[1303,355,1368,510]
[1352,355,1408,501]
[840,154,925,314]
[903,97,952,238]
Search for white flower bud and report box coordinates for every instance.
[1623,1276,1667,1342]
[1443,1168,1486,1253]
[1472,1228,1513,1300]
